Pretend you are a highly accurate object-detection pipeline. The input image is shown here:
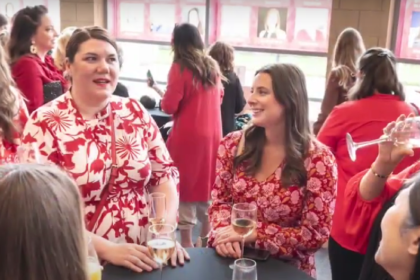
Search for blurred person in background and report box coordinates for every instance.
[208,41,246,136]
[313,27,365,135]
[0,13,8,31]
[52,26,77,75]
[8,5,68,114]
[148,23,223,248]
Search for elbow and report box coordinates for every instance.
[161,99,177,115]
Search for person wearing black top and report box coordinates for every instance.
[113,44,129,98]
[208,41,246,136]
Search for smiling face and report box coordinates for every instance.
[66,38,119,103]
[248,72,284,128]
[32,14,57,53]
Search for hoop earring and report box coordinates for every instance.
[30,45,37,54]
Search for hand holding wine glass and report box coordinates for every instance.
[148,193,166,225]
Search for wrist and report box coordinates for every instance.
[372,158,395,177]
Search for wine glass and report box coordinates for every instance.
[147,224,176,280]
[148,193,166,225]
[229,203,257,269]
[346,116,420,161]
[87,236,102,280]
[232,258,257,280]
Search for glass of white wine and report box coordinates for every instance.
[87,236,102,280]
[147,224,176,280]
[346,116,420,161]
[229,203,257,269]
[232,258,257,280]
[148,193,166,225]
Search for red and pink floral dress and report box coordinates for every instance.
[208,131,337,277]
[21,92,179,244]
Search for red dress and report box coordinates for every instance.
[12,55,68,114]
[21,92,179,244]
[207,131,337,277]
[161,63,223,202]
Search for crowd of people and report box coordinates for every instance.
[0,5,419,280]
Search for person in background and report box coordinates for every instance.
[0,13,7,31]
[313,27,365,135]
[148,23,223,248]
[52,26,77,74]
[343,114,420,280]
[0,164,88,280]
[21,26,189,273]
[0,39,28,163]
[208,41,246,136]
[8,5,68,114]
[318,48,420,280]
[258,8,287,40]
[208,63,337,278]
[113,45,129,97]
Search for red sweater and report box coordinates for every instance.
[12,55,68,114]
[317,93,420,253]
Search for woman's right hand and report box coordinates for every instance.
[376,114,415,173]
[102,242,159,273]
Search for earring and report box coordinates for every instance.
[30,44,37,54]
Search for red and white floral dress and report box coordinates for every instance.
[208,131,337,277]
[21,92,179,244]
[0,91,29,163]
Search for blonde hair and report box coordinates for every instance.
[331,28,365,90]
[53,26,77,71]
[0,163,88,280]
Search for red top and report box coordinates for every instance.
[12,55,68,114]
[344,161,420,254]
[317,93,420,252]
[161,63,223,202]
[207,131,337,278]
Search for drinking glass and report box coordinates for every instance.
[346,116,420,161]
[147,224,176,280]
[148,193,166,225]
[232,258,257,280]
[229,203,257,269]
[87,236,102,280]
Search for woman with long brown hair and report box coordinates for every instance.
[313,27,365,135]
[0,39,28,163]
[0,163,88,280]
[148,23,223,248]
[207,63,337,277]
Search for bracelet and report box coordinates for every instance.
[370,165,390,179]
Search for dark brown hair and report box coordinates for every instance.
[66,26,118,64]
[234,63,311,186]
[0,163,88,280]
[172,23,220,87]
[0,13,7,28]
[331,27,365,90]
[407,176,420,280]
[208,41,234,74]
[0,41,20,143]
[8,5,48,63]
[348,48,404,101]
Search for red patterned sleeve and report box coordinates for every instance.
[254,145,337,258]
[207,131,241,247]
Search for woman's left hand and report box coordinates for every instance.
[214,225,257,245]
[169,242,190,267]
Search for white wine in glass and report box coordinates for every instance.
[229,203,257,269]
[148,193,166,225]
[147,224,176,280]
[346,116,420,161]
[87,236,102,280]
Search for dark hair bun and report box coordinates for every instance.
[140,95,156,109]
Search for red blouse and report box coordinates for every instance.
[208,131,337,278]
[12,55,68,114]
[317,94,420,252]
[344,161,420,254]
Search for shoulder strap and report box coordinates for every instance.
[87,107,118,232]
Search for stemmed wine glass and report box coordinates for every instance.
[87,236,102,280]
[346,116,420,161]
[148,193,166,225]
[232,258,258,280]
[147,224,176,280]
[229,203,257,269]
